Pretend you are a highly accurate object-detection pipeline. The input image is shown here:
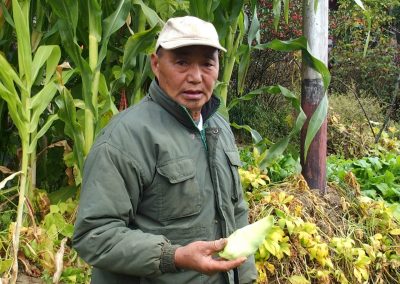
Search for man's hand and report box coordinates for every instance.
[174,238,247,275]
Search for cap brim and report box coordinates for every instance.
[158,39,227,52]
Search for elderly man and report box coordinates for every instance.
[73,16,257,284]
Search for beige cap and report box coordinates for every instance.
[156,16,227,52]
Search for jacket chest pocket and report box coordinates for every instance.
[155,158,201,221]
[224,150,242,203]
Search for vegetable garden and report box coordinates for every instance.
[1,0,399,283]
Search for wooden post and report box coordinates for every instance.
[300,0,328,193]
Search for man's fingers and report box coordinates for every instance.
[215,257,247,272]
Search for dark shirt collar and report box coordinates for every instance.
[148,80,221,130]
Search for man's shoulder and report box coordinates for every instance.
[93,97,161,144]
[208,112,232,131]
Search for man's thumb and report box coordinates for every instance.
[212,238,227,251]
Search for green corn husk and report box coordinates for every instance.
[219,216,274,260]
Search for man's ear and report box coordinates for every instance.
[150,53,159,78]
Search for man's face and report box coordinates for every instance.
[151,45,219,120]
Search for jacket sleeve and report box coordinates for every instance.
[72,142,178,277]
[234,165,258,283]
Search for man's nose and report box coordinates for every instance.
[187,64,202,83]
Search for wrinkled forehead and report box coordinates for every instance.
[168,45,219,60]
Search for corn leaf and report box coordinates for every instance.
[29,82,58,133]
[248,5,260,46]
[0,82,24,132]
[237,45,251,95]
[0,1,14,28]
[47,0,94,115]
[98,0,131,66]
[227,86,281,111]
[12,0,32,88]
[303,94,328,161]
[189,0,216,21]
[122,25,160,75]
[220,0,244,23]
[255,37,331,90]
[272,0,281,30]
[259,136,291,169]
[28,114,59,154]
[98,74,118,116]
[31,45,61,86]
[230,122,263,144]
[55,88,85,172]
[0,53,24,91]
[133,0,163,27]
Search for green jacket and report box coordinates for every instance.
[72,81,258,284]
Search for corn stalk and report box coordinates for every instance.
[47,0,128,180]
[0,0,64,282]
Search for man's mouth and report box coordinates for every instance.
[182,90,203,99]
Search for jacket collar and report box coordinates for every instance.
[148,80,221,130]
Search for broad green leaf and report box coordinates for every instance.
[237,45,251,95]
[31,45,61,85]
[260,136,291,169]
[255,37,331,91]
[48,0,80,61]
[272,0,281,30]
[278,85,304,114]
[133,0,163,27]
[227,85,280,111]
[55,88,85,172]
[189,0,216,21]
[303,94,328,161]
[48,186,78,204]
[12,0,32,87]
[363,12,371,57]
[122,25,160,75]
[220,0,243,23]
[98,0,131,65]
[230,122,262,144]
[0,1,14,28]
[248,5,260,46]
[29,82,58,133]
[28,114,59,153]
[98,74,118,116]
[235,85,305,167]
[0,54,24,91]
[47,0,95,116]
[0,82,24,132]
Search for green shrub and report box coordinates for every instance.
[329,0,400,123]
[327,92,384,158]
[329,91,384,125]
[230,96,293,145]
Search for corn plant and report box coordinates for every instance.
[46,0,131,179]
[111,0,164,105]
[0,0,66,282]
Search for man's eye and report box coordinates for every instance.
[176,60,187,66]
